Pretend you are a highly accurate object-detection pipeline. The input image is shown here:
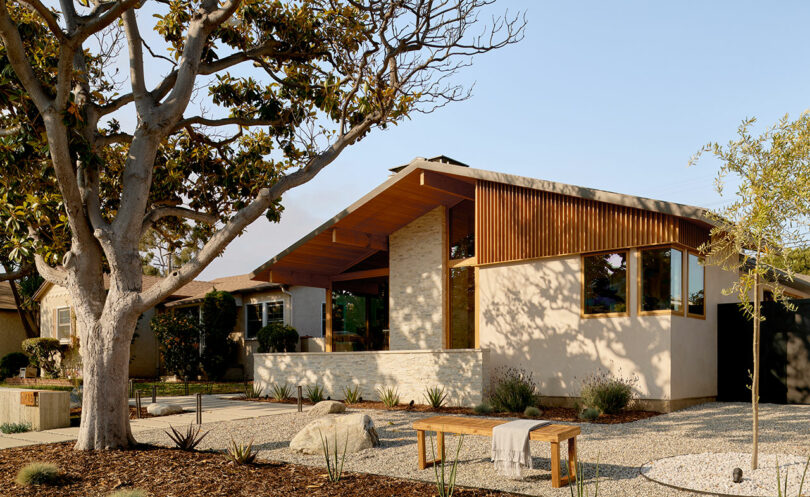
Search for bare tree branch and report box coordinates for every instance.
[0,264,33,282]
[141,207,218,234]
[95,132,133,146]
[0,125,22,136]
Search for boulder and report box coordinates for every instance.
[290,413,379,455]
[146,403,184,416]
[309,400,346,417]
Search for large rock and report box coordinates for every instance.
[309,400,346,417]
[290,413,379,455]
[146,402,184,416]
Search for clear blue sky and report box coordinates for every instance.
[199,0,810,279]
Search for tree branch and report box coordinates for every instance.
[172,115,287,132]
[0,0,53,111]
[95,132,133,146]
[141,206,218,234]
[0,264,33,282]
[19,0,68,43]
[74,0,140,43]
[33,253,68,287]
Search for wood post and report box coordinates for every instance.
[417,430,426,470]
[550,441,561,488]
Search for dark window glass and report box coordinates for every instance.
[245,303,263,339]
[641,248,683,312]
[583,252,628,315]
[688,253,705,316]
[267,301,284,324]
[321,303,326,336]
[331,285,389,352]
[449,266,475,348]
[449,200,475,259]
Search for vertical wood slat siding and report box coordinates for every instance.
[476,180,710,265]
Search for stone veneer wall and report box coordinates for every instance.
[389,206,446,350]
[254,348,488,407]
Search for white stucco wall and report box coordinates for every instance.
[254,348,488,406]
[389,206,446,350]
[288,286,326,337]
[479,250,674,400]
[0,310,26,358]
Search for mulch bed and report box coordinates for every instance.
[0,442,522,497]
[235,397,660,424]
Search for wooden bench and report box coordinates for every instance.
[412,416,580,488]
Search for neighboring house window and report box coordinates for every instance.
[640,247,683,314]
[687,252,705,317]
[245,300,285,339]
[56,307,72,339]
[582,251,628,316]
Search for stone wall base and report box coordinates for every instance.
[538,395,717,413]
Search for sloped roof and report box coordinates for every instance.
[0,281,17,311]
[32,274,213,303]
[164,273,281,308]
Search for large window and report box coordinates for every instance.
[449,266,476,348]
[245,301,284,339]
[449,200,475,260]
[687,253,705,317]
[582,252,628,316]
[640,247,683,313]
[56,307,72,340]
[331,284,389,352]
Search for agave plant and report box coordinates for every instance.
[243,383,263,399]
[225,437,258,465]
[319,428,348,482]
[306,384,325,403]
[165,424,209,451]
[566,454,600,497]
[343,385,361,404]
[776,456,809,497]
[431,434,464,497]
[376,386,400,408]
[424,386,448,409]
[271,383,292,401]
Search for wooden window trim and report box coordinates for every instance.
[686,251,706,319]
[448,256,477,268]
[580,250,630,319]
[637,245,685,317]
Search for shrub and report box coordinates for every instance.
[200,291,237,380]
[152,312,201,381]
[21,338,61,378]
[1,422,31,434]
[256,323,299,353]
[523,406,542,418]
[342,385,361,404]
[225,437,257,465]
[271,382,292,401]
[306,384,325,403]
[319,428,348,482]
[16,462,59,486]
[165,424,209,451]
[108,490,148,497]
[579,407,600,421]
[0,352,29,380]
[579,370,637,414]
[473,403,493,415]
[59,339,82,379]
[377,386,400,408]
[488,367,539,413]
[424,386,447,409]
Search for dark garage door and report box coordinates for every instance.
[718,299,810,404]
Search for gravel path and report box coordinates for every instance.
[135,402,810,497]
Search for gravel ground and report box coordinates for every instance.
[641,452,810,496]
[135,402,810,497]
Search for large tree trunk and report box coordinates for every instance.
[74,299,140,450]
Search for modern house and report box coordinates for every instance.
[251,156,810,411]
[34,274,325,379]
[0,281,27,359]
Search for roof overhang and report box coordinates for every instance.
[251,158,717,286]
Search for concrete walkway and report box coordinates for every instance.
[0,396,302,449]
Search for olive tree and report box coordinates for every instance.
[690,113,810,469]
[0,0,523,449]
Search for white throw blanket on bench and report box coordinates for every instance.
[491,419,550,478]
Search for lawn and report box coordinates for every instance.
[130,381,248,398]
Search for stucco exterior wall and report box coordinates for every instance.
[479,251,674,400]
[389,206,446,350]
[234,289,292,379]
[38,285,72,340]
[0,310,26,358]
[130,308,159,377]
[0,388,70,430]
[288,286,326,337]
[254,348,488,406]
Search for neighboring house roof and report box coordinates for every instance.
[164,273,282,308]
[32,274,213,303]
[0,281,17,311]
[251,156,717,281]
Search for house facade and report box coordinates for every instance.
[34,275,326,379]
[0,281,27,360]
[251,157,810,411]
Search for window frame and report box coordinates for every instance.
[55,306,73,341]
[244,298,286,340]
[580,250,630,319]
[686,250,706,319]
[637,245,685,317]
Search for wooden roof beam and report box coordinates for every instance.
[420,170,474,200]
[268,269,331,288]
[331,227,388,251]
[331,268,389,282]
